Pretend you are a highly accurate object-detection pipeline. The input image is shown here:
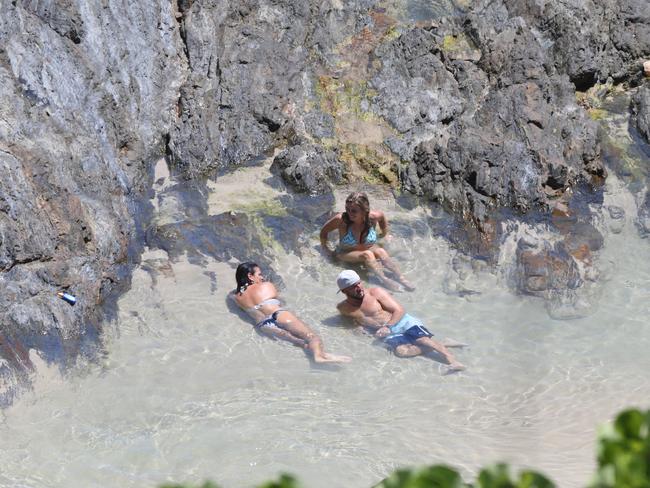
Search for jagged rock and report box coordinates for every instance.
[516,241,582,295]
[631,85,650,143]
[404,10,604,231]
[637,191,650,237]
[371,27,464,159]
[503,0,650,88]
[271,143,345,194]
[0,0,185,404]
[1,0,648,405]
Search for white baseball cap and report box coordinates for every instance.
[336,270,361,292]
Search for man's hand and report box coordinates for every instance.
[375,326,390,338]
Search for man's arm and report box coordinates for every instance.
[371,288,405,335]
[337,301,388,329]
[338,297,397,330]
[337,302,367,325]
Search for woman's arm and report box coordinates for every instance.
[319,214,342,255]
[374,210,390,238]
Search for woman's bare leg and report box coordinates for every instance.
[276,311,351,363]
[372,247,415,291]
[337,250,401,291]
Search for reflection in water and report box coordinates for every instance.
[0,164,649,488]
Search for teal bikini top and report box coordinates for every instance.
[340,225,378,247]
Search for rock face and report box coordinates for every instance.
[167,1,363,178]
[515,0,650,87]
[632,85,650,142]
[0,0,186,405]
[377,7,608,233]
[1,0,649,405]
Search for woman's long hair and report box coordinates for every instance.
[342,192,373,243]
[235,262,259,294]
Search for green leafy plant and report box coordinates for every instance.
[257,473,302,488]
[591,408,650,488]
[160,482,221,488]
[374,465,468,488]
[476,464,554,488]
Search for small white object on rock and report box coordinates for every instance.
[644,60,650,77]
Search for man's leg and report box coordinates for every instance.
[414,336,465,371]
[394,344,423,357]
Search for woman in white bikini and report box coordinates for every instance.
[231,262,351,364]
[319,192,415,291]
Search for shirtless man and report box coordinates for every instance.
[231,262,350,364]
[335,270,465,372]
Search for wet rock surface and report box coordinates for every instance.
[1,0,649,405]
[0,0,186,404]
[271,143,346,194]
[504,0,650,88]
[632,85,650,143]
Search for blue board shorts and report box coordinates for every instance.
[383,314,433,350]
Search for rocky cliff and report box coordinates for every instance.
[1,0,649,405]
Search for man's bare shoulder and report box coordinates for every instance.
[337,300,355,315]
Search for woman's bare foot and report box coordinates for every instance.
[314,353,352,364]
[398,276,416,291]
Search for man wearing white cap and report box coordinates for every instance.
[336,270,465,373]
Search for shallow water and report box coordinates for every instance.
[1,153,649,488]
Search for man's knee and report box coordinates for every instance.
[395,345,420,357]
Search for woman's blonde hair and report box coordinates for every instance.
[343,192,373,242]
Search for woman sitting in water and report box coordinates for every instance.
[230,262,351,364]
[319,192,415,292]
